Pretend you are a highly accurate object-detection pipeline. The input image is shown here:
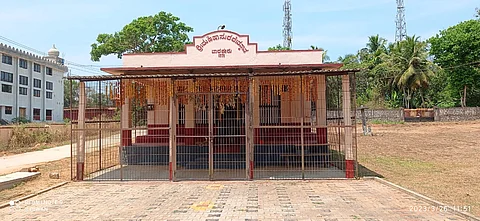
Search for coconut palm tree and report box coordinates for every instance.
[389,36,435,108]
[362,35,387,67]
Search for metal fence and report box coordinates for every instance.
[70,71,357,181]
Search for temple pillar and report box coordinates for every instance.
[253,80,260,127]
[316,75,327,144]
[342,74,354,178]
[121,92,132,146]
[185,100,195,128]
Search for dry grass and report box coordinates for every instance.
[357,120,480,216]
[1,122,120,156]
[1,125,70,156]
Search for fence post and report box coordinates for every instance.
[169,79,177,181]
[400,108,405,122]
[246,74,254,180]
[433,106,440,122]
[76,81,86,181]
[359,105,368,135]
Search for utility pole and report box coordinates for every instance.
[395,0,407,42]
[283,0,292,49]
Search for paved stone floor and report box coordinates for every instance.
[0,180,470,221]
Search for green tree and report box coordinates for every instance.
[64,80,79,108]
[267,44,291,51]
[90,11,194,61]
[85,86,114,108]
[384,36,435,108]
[429,19,480,107]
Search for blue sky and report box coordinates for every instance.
[0,0,478,76]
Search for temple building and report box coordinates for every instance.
[68,30,359,181]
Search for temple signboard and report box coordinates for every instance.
[195,33,249,58]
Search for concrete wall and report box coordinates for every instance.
[356,109,404,122]
[355,107,480,122]
[434,107,480,122]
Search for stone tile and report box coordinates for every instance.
[0,180,473,220]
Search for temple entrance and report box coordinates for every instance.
[175,93,247,180]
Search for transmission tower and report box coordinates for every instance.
[283,0,292,49]
[395,0,407,42]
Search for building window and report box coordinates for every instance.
[34,79,41,88]
[34,63,41,72]
[19,59,28,69]
[33,108,40,120]
[5,106,12,115]
[46,67,52,76]
[46,91,53,99]
[46,81,53,90]
[19,87,28,95]
[1,84,12,93]
[33,89,40,97]
[1,71,13,83]
[19,107,26,118]
[19,75,28,85]
[2,54,12,65]
[46,109,52,121]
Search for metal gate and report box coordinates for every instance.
[175,93,247,180]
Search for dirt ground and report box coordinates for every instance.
[0,158,71,206]
[357,120,480,217]
[0,145,119,206]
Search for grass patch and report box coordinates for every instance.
[369,119,405,125]
[372,156,435,171]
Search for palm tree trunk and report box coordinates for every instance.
[462,85,467,107]
[406,89,411,109]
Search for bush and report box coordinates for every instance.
[8,126,37,149]
[7,125,70,149]
[11,117,30,124]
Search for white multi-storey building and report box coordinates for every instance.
[0,43,68,123]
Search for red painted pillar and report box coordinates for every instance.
[342,74,355,179]
[345,160,355,178]
[121,130,132,146]
[121,97,132,147]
